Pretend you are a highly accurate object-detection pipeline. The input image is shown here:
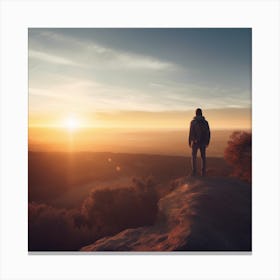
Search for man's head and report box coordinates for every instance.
[196,108,202,116]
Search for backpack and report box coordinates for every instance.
[193,120,209,144]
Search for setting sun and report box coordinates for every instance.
[62,116,80,131]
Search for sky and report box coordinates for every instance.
[29,28,251,130]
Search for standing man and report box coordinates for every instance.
[188,108,211,176]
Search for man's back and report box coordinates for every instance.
[189,115,210,147]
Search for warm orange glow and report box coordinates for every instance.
[62,116,80,132]
[28,126,246,157]
[29,108,251,131]
[28,108,251,156]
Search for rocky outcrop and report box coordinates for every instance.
[81,177,251,251]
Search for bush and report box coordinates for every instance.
[28,202,93,251]
[224,131,251,182]
[78,177,158,236]
[29,177,159,251]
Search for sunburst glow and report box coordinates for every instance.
[62,116,80,131]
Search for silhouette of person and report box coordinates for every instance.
[188,108,211,176]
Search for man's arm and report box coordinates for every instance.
[188,121,193,147]
[206,121,211,146]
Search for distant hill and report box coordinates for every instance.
[29,128,235,157]
[28,152,230,208]
[81,177,251,251]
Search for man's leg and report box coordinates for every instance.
[191,143,198,176]
[200,145,206,176]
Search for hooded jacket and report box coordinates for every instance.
[188,115,211,146]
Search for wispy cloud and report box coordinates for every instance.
[29,73,251,117]
[108,51,175,70]
[28,29,251,125]
[29,31,177,71]
[29,50,79,66]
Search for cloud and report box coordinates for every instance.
[112,52,175,70]
[28,77,251,128]
[29,49,79,66]
[29,30,177,71]
[28,30,250,117]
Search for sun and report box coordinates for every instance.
[62,116,80,132]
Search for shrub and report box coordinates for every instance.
[224,131,251,182]
[79,177,158,236]
[29,177,159,251]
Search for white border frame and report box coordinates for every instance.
[1,0,279,280]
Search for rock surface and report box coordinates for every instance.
[81,177,251,251]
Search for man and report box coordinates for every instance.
[188,108,211,176]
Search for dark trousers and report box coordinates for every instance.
[191,143,206,176]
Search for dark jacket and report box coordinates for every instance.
[189,115,211,146]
